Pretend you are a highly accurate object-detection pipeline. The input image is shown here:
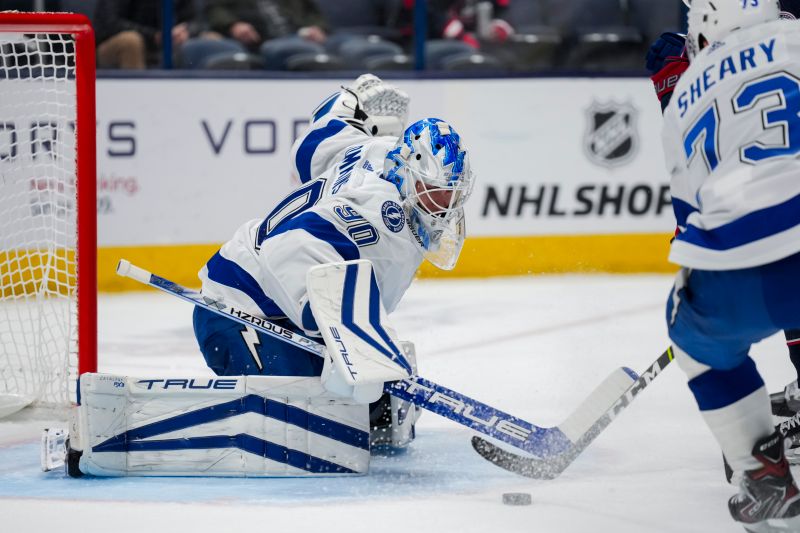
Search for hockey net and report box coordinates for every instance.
[0,12,96,418]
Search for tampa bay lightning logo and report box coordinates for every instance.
[381,201,405,233]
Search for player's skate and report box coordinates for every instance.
[771,380,800,418]
[728,431,800,533]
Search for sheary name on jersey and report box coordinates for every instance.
[674,36,777,118]
[199,96,423,336]
[662,19,800,271]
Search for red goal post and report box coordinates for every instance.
[0,12,96,416]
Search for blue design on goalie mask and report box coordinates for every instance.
[384,118,469,192]
[382,118,474,270]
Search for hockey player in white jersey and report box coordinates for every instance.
[647,3,800,423]
[662,1,800,530]
[193,74,474,450]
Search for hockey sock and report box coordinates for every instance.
[677,348,773,472]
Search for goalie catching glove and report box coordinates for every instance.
[326,73,410,138]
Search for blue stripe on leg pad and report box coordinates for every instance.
[124,435,357,474]
[90,394,367,475]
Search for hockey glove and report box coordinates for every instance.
[347,74,410,138]
[651,54,689,112]
[645,32,686,74]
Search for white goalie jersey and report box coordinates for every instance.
[198,91,423,335]
[662,19,800,270]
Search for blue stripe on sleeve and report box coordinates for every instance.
[677,191,800,251]
[312,93,339,123]
[671,196,697,228]
[206,251,284,318]
[688,357,764,411]
[268,211,360,262]
[296,120,348,184]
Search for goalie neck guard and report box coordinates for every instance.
[382,118,474,270]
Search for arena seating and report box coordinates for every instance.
[54,0,682,72]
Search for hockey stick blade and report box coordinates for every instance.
[472,347,675,479]
[116,259,586,458]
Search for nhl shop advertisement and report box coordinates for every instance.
[91,77,675,247]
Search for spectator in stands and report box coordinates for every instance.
[94,0,202,69]
[204,0,329,51]
[382,1,449,47]
[386,0,511,49]
[441,0,514,48]
[277,0,329,44]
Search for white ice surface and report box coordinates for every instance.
[0,275,792,533]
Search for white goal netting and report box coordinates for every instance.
[0,29,81,416]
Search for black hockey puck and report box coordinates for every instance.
[502,492,532,506]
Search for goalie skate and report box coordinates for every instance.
[40,428,67,472]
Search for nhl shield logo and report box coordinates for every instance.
[584,101,639,168]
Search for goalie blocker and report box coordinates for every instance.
[308,259,415,403]
[308,260,421,449]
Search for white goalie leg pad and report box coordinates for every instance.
[73,373,370,477]
[307,260,412,404]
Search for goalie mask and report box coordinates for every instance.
[683,0,779,59]
[383,118,474,270]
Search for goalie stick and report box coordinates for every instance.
[471,348,675,479]
[116,260,639,460]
